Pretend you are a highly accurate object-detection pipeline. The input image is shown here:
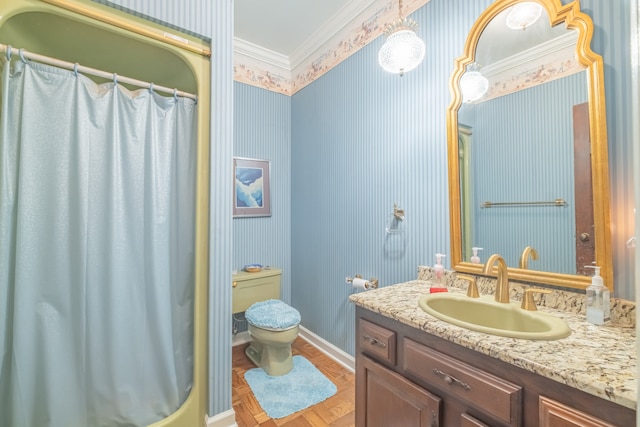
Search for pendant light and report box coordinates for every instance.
[378,0,425,76]
[460,63,489,103]
[506,2,543,30]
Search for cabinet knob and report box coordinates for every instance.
[232,281,237,288]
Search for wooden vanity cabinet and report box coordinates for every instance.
[356,307,635,427]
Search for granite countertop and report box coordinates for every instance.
[349,279,637,410]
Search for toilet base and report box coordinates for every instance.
[245,325,299,376]
[245,340,294,376]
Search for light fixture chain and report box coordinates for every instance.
[398,0,403,20]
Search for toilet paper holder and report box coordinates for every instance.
[345,275,379,290]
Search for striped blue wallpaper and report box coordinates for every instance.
[234,84,292,303]
[291,0,464,354]
[583,0,636,301]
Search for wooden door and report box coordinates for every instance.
[357,355,441,427]
[573,102,595,274]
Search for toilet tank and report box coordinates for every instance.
[232,268,281,314]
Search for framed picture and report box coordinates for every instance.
[233,157,271,218]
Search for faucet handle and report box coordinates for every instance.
[521,288,552,311]
[458,274,479,298]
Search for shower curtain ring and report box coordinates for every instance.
[173,88,178,101]
[149,82,154,93]
[73,63,79,76]
[113,73,118,85]
[18,48,26,63]
[5,45,11,61]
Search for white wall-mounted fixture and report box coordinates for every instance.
[378,0,425,76]
[506,2,543,30]
[460,63,489,103]
[345,275,379,290]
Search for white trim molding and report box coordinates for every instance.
[205,409,237,427]
[298,325,355,372]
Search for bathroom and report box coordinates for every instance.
[0,0,637,426]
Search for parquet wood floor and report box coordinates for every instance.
[232,337,356,427]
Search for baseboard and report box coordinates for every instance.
[232,331,251,347]
[205,409,237,427]
[298,325,355,372]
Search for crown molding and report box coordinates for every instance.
[233,37,291,72]
[482,30,579,78]
[289,0,377,70]
[477,31,582,102]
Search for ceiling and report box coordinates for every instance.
[234,0,374,64]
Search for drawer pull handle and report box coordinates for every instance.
[362,334,387,348]
[433,368,471,391]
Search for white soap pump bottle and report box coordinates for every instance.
[585,265,610,325]
[470,247,483,264]
[433,254,446,286]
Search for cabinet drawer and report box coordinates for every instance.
[403,338,522,427]
[359,319,396,365]
[539,396,616,427]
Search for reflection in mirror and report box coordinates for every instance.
[447,0,613,291]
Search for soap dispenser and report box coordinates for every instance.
[433,254,446,286]
[470,247,483,264]
[585,265,610,325]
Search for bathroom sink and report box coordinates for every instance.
[418,293,571,340]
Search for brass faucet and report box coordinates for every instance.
[483,254,510,303]
[519,246,538,269]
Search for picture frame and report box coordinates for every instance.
[233,157,271,218]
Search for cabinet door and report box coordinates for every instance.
[358,356,440,427]
[539,396,617,427]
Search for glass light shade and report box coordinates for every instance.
[460,71,489,103]
[378,29,426,75]
[506,2,543,30]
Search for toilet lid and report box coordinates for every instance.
[245,299,301,330]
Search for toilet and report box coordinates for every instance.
[244,299,301,376]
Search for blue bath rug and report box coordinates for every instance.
[244,355,337,419]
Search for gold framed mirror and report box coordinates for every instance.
[446,0,613,291]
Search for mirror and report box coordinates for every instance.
[447,0,613,290]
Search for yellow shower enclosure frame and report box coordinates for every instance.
[0,0,210,425]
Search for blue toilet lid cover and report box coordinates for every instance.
[245,299,301,330]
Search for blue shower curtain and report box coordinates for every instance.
[0,59,196,426]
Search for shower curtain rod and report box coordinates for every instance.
[0,44,197,101]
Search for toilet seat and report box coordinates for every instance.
[245,299,301,330]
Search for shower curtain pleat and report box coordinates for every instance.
[0,60,196,427]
